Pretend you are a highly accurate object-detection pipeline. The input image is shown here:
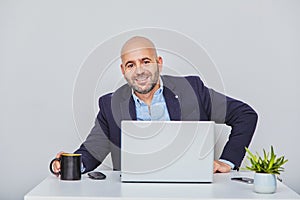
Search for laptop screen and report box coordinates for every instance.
[121,121,215,183]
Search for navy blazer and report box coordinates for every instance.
[75,75,258,172]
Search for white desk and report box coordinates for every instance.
[25,171,300,200]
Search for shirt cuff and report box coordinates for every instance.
[219,159,235,169]
[81,162,86,173]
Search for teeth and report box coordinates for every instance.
[136,76,148,81]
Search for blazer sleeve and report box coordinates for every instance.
[190,76,258,168]
[74,96,111,173]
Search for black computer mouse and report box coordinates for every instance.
[87,171,106,180]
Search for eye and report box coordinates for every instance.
[126,63,134,69]
[143,60,151,65]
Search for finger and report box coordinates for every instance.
[220,165,231,173]
[213,161,219,173]
[52,160,61,177]
[56,151,65,158]
[53,152,64,175]
[216,162,231,173]
[53,160,60,172]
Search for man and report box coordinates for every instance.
[53,36,258,174]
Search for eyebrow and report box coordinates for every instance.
[124,57,152,67]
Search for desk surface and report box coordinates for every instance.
[25,171,300,200]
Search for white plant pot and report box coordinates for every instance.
[253,173,277,194]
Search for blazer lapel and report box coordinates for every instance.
[119,93,137,121]
[128,96,136,120]
[112,84,136,128]
[163,86,181,121]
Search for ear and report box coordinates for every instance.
[120,64,125,75]
[157,56,163,72]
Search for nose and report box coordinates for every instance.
[135,62,145,74]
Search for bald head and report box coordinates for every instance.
[120,36,163,98]
[120,36,157,60]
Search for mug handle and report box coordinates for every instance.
[49,158,60,176]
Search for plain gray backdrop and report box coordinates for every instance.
[0,0,299,199]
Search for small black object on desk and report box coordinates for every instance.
[88,171,106,180]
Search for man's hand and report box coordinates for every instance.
[52,151,65,177]
[213,160,231,173]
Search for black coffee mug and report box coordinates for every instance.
[49,153,82,180]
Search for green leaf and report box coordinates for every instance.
[268,150,275,170]
[244,146,288,175]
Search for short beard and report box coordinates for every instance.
[132,82,157,94]
[127,69,160,94]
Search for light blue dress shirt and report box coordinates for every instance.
[132,80,170,121]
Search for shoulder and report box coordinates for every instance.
[162,75,203,88]
[98,93,113,109]
[98,83,131,105]
[162,75,202,81]
[99,92,113,102]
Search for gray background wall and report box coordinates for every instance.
[0,0,299,199]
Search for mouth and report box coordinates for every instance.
[134,75,150,85]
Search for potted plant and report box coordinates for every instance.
[244,146,288,194]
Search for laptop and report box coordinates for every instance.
[121,121,215,183]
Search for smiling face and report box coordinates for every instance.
[120,37,162,95]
